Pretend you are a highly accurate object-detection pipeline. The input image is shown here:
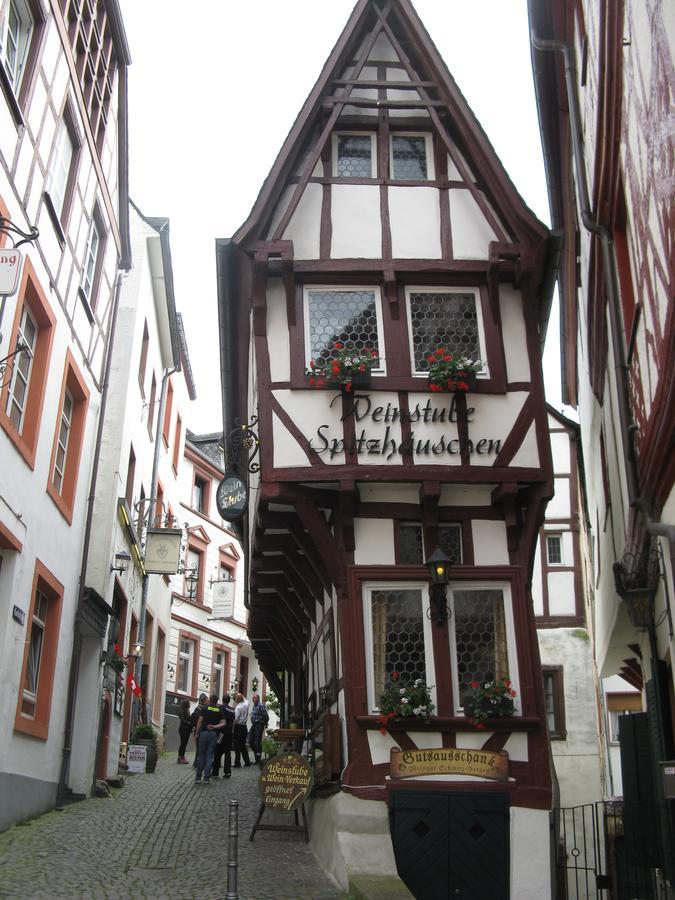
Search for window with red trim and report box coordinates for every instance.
[46,350,90,523]
[147,372,156,439]
[138,322,149,396]
[192,471,210,516]
[162,379,173,445]
[172,413,182,472]
[15,560,63,739]
[0,258,56,468]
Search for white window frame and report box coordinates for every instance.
[23,587,48,710]
[303,285,386,374]
[6,303,37,432]
[448,581,520,717]
[49,117,75,218]
[389,132,435,181]
[404,286,489,378]
[177,638,195,694]
[212,649,224,700]
[0,0,33,92]
[362,581,436,714]
[51,388,73,493]
[332,132,376,178]
[79,218,101,305]
[546,533,564,566]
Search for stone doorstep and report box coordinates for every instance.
[348,874,414,900]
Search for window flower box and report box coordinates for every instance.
[462,677,517,729]
[306,343,380,392]
[426,349,482,393]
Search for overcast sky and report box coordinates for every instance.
[118,0,563,431]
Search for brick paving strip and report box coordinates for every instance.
[0,754,344,900]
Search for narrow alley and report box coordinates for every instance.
[0,756,343,900]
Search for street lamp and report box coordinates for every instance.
[185,567,199,600]
[425,546,453,626]
[111,550,131,574]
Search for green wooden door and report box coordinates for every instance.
[391,790,510,899]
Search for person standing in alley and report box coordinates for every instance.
[194,693,225,784]
[177,698,192,764]
[248,693,269,764]
[232,692,250,768]
[190,693,208,768]
[211,693,235,778]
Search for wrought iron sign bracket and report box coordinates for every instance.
[0,216,39,248]
[225,415,260,474]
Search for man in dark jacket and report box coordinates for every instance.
[248,693,269,763]
[194,693,225,784]
[190,694,208,768]
[211,694,235,778]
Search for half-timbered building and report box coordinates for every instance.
[218,2,559,894]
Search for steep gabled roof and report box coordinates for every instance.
[233,0,548,251]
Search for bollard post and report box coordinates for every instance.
[225,799,239,900]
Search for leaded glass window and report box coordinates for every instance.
[438,524,462,564]
[452,588,509,706]
[408,290,482,372]
[391,134,428,180]
[546,534,563,565]
[336,134,373,178]
[399,523,424,564]
[370,588,426,703]
[306,288,381,368]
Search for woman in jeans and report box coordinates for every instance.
[177,699,192,764]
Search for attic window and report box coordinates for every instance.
[335,133,374,178]
[391,134,432,180]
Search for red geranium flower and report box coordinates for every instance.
[334,341,344,350]
[391,671,400,681]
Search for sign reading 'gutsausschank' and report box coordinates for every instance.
[390,746,509,781]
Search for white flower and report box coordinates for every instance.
[413,706,423,715]
[414,679,423,685]
[401,698,409,704]
[399,688,406,694]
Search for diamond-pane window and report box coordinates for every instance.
[392,134,428,180]
[306,289,381,368]
[408,290,482,373]
[370,588,426,702]
[453,588,509,706]
[399,523,424,564]
[438,525,462,564]
[337,134,373,178]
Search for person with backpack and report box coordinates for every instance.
[248,692,269,764]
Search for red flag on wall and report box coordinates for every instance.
[127,671,142,697]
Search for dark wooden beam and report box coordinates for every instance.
[295,496,345,590]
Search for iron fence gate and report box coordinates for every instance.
[555,802,670,899]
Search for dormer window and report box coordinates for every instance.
[334,133,375,178]
[406,287,487,376]
[304,287,384,373]
[391,133,434,180]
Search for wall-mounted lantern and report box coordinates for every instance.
[111,550,132,574]
[425,546,453,626]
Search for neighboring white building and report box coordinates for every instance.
[0,0,131,829]
[63,202,196,796]
[534,408,603,808]
[165,431,263,736]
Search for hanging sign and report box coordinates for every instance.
[143,527,183,574]
[0,249,22,296]
[390,747,509,781]
[211,579,235,619]
[259,752,313,811]
[216,473,249,521]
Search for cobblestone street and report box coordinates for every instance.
[0,754,344,900]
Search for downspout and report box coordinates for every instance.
[132,361,179,725]
[531,33,675,574]
[57,269,126,808]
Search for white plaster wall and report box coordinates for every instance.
[449,189,499,259]
[407,391,461,467]
[354,519,395,565]
[356,392,403,466]
[273,412,311,467]
[549,432,571,473]
[389,187,441,258]
[468,392,528,467]
[266,279,290,382]
[281,182,322,259]
[358,483,421,504]
[548,571,577,616]
[472,520,510,565]
[439,484,493,506]
[499,285,531,383]
[331,185,381,258]
[273,388,346,465]
[510,808,552,900]
[546,477,571,519]
[509,422,541,469]
[532,542,544,616]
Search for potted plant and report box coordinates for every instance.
[130,724,159,773]
[377,672,435,734]
[426,348,483,393]
[306,342,381,392]
[462,677,517,729]
[109,643,126,674]
[261,735,280,760]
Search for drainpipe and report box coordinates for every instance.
[57,269,126,808]
[131,362,179,726]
